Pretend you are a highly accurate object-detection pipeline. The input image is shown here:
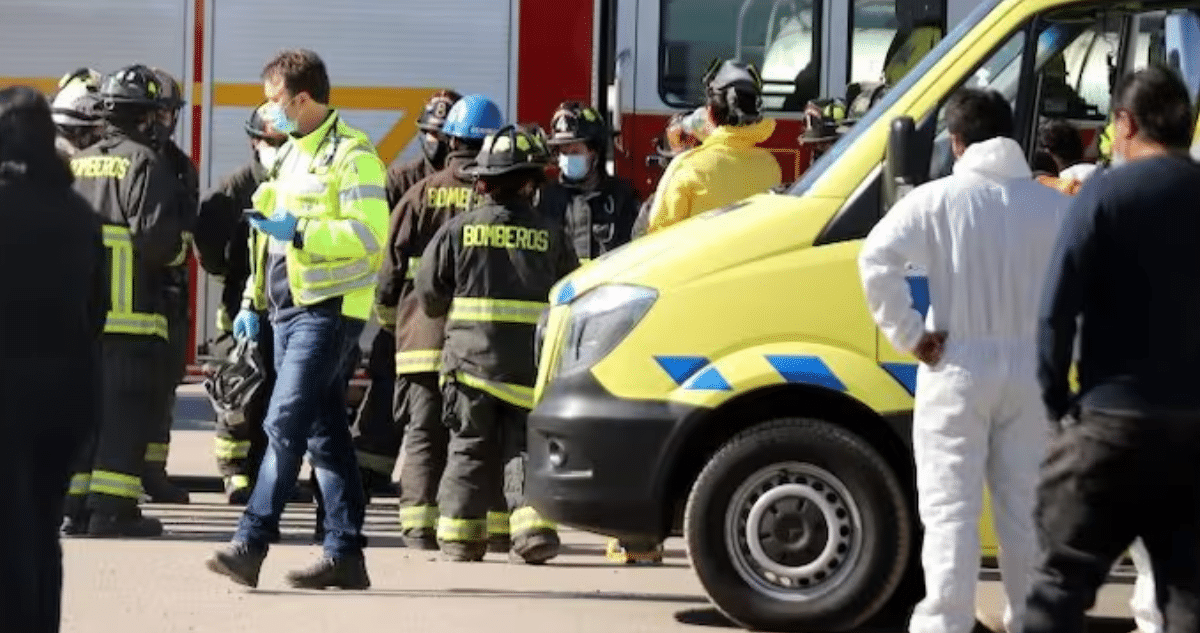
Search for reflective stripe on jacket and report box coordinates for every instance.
[416,199,579,408]
[243,112,389,322]
[379,152,482,375]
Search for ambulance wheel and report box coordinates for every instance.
[684,418,912,632]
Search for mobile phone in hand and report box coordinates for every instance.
[242,209,267,222]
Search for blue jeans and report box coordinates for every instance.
[234,308,366,558]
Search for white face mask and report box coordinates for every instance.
[257,144,279,170]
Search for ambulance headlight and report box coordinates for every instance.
[556,284,657,376]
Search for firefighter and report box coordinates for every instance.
[376,94,504,549]
[385,90,463,209]
[632,112,701,239]
[50,68,103,157]
[64,64,186,537]
[537,101,640,263]
[352,89,464,501]
[193,102,288,503]
[416,124,579,563]
[144,67,197,505]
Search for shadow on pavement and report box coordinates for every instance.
[672,608,1137,633]
[248,587,708,603]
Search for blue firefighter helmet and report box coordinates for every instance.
[441,94,504,140]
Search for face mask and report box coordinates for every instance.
[266,100,298,135]
[421,136,448,167]
[558,153,590,181]
[257,144,279,171]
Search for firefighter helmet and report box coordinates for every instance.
[202,338,268,420]
[654,111,700,158]
[417,90,463,133]
[51,79,101,128]
[703,58,764,125]
[546,101,609,148]
[150,67,186,110]
[442,94,505,140]
[57,67,101,93]
[244,101,287,142]
[99,64,164,109]
[798,98,848,144]
[464,124,550,177]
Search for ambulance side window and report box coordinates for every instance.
[927,29,1028,181]
[659,0,821,112]
[1037,20,1118,121]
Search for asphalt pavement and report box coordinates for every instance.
[55,386,1144,633]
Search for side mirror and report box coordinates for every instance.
[884,115,922,209]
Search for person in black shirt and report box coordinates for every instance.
[0,85,107,633]
[1026,65,1200,633]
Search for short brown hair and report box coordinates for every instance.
[262,49,330,104]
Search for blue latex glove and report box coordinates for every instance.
[249,210,298,242]
[232,309,260,341]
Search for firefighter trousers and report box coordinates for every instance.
[351,327,401,480]
[66,336,171,516]
[146,300,189,473]
[212,318,275,491]
[437,382,556,557]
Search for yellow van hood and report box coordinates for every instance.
[549,192,840,305]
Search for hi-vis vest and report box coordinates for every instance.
[243,115,387,321]
[103,224,168,339]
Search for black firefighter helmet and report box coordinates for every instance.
[703,58,764,125]
[417,89,463,133]
[99,64,164,112]
[244,101,287,143]
[546,101,610,148]
[464,124,551,178]
[202,338,268,422]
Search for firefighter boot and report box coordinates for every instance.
[403,532,439,550]
[487,510,511,554]
[87,509,164,538]
[488,535,512,554]
[605,538,665,565]
[511,531,561,565]
[224,475,251,505]
[439,541,487,562]
[60,511,90,537]
[206,542,267,588]
[142,467,191,504]
[285,555,371,590]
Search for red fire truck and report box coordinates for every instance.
[0,0,972,370]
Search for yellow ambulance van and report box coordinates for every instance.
[527,0,1200,630]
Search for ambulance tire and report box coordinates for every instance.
[684,418,912,632]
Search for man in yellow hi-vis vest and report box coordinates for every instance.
[205,49,388,590]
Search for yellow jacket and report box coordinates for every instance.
[243,111,390,322]
[647,118,781,234]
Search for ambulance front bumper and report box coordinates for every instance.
[526,371,692,541]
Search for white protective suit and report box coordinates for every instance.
[858,136,1071,633]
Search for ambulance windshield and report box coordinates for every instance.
[785,0,999,196]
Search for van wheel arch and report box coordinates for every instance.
[660,385,916,537]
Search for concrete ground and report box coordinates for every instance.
[56,386,1144,633]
